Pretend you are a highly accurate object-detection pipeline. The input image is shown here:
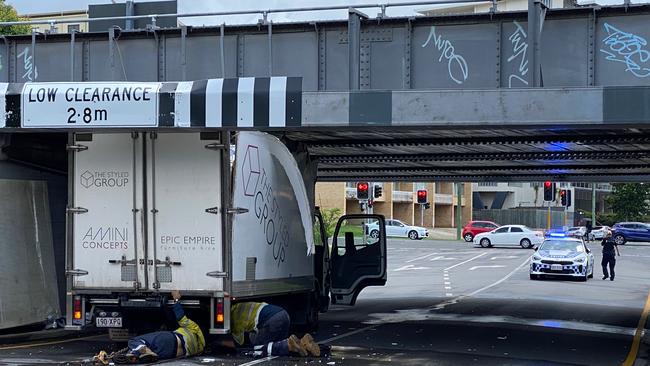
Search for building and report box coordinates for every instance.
[419,0,572,15]
[315,182,472,228]
[21,10,89,34]
[472,182,612,226]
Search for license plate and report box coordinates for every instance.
[96,317,122,328]
[551,264,563,271]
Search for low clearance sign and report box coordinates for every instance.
[21,82,160,128]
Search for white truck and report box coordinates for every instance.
[65,130,388,336]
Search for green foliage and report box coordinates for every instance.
[0,1,31,36]
[606,183,650,222]
[596,213,618,227]
[320,207,342,237]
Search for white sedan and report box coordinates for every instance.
[589,226,610,240]
[473,225,544,249]
[368,219,429,240]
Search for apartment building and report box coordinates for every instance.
[22,10,89,33]
[315,182,472,228]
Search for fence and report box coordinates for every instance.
[473,208,574,229]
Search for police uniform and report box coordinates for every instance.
[601,238,618,281]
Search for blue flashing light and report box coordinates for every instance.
[549,233,567,237]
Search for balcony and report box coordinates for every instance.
[392,190,413,203]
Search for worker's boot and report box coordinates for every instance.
[137,346,159,363]
[300,333,321,357]
[287,334,307,356]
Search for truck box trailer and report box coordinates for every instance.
[64,130,388,335]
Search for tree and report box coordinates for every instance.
[0,1,31,36]
[320,208,342,237]
[606,183,650,222]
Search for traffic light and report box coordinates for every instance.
[566,190,572,207]
[560,189,567,206]
[417,189,427,204]
[356,182,369,200]
[543,181,555,201]
[374,185,383,198]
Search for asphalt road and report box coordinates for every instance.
[2,239,650,366]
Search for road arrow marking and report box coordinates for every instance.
[490,256,519,260]
[469,265,506,271]
[394,264,431,272]
[430,256,458,261]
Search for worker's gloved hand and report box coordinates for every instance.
[171,290,181,301]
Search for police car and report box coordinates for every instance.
[529,235,594,281]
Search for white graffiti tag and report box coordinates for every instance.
[507,21,529,87]
[422,26,469,85]
[600,23,650,78]
[18,47,38,81]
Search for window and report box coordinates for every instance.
[510,227,523,233]
[494,227,510,234]
[472,222,484,228]
[68,24,80,33]
[487,223,499,229]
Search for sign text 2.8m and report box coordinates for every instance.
[21,82,160,128]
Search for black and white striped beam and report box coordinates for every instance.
[164,77,302,128]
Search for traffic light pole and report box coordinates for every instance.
[547,202,551,230]
[591,184,596,226]
[420,203,424,227]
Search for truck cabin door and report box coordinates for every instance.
[330,214,387,306]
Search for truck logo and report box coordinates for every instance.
[79,170,129,189]
[242,145,260,197]
[80,170,94,188]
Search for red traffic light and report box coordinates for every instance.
[544,181,552,188]
[560,190,566,196]
[417,189,427,204]
[357,183,368,191]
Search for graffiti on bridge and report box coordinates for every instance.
[601,22,650,78]
[422,26,469,85]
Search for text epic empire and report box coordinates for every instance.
[27,86,153,103]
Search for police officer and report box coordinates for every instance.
[601,230,620,281]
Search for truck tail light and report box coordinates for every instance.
[215,298,224,325]
[73,296,82,322]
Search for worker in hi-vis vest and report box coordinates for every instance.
[227,302,321,357]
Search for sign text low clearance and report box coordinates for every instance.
[21,82,160,128]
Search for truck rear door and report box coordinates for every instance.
[146,133,224,292]
[330,214,387,305]
[71,133,145,290]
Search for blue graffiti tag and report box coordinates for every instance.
[600,23,650,78]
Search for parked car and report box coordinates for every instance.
[462,220,500,242]
[589,226,610,240]
[566,226,587,239]
[529,236,594,281]
[473,225,544,249]
[611,222,650,245]
[368,219,429,240]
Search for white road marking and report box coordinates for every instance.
[430,256,458,261]
[445,293,454,297]
[444,281,451,285]
[444,252,488,271]
[394,264,431,271]
[490,255,518,260]
[433,256,531,310]
[469,265,506,271]
[445,286,452,290]
[405,252,441,263]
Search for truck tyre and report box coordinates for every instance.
[306,291,320,332]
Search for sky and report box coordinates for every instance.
[9,0,628,25]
